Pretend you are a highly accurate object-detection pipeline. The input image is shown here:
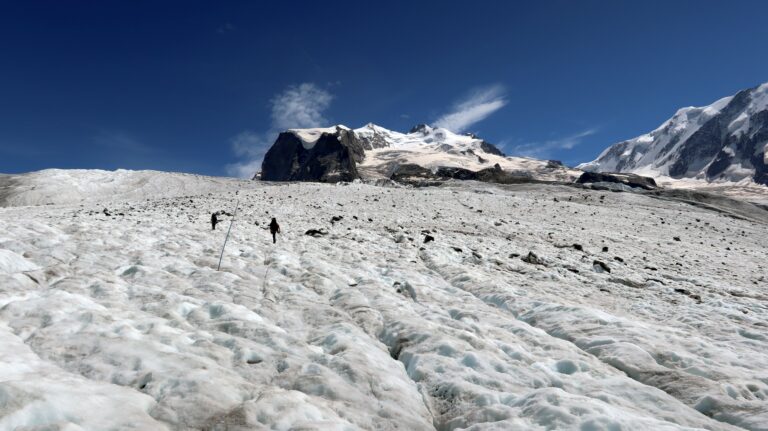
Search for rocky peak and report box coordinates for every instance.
[580,82,768,185]
[408,124,432,134]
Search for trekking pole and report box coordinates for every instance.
[217,198,240,271]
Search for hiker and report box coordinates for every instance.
[211,212,219,230]
[269,217,280,244]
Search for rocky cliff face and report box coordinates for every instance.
[580,82,768,185]
[261,127,365,182]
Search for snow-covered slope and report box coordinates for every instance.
[580,82,768,185]
[0,169,241,207]
[356,123,577,181]
[261,124,579,183]
[1,169,767,430]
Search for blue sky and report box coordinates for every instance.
[1,1,767,176]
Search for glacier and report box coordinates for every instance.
[0,169,767,430]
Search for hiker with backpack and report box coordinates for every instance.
[269,217,280,244]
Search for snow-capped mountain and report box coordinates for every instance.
[260,123,578,183]
[580,82,768,185]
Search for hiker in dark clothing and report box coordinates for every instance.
[269,218,280,244]
[211,212,219,230]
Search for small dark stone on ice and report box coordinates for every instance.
[424,234,435,243]
[522,252,544,265]
[510,253,520,258]
[331,215,343,224]
[673,236,681,242]
[593,260,611,273]
[602,246,609,252]
[472,251,483,259]
[305,229,326,237]
[573,244,583,251]
[614,256,624,263]
[452,247,463,253]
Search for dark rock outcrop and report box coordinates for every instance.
[521,252,544,265]
[389,164,439,184]
[576,172,658,190]
[480,141,505,157]
[261,128,365,182]
[391,163,536,185]
[593,260,611,273]
[435,166,477,181]
[547,160,565,169]
[475,164,535,184]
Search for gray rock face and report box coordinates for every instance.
[581,83,768,185]
[475,164,534,184]
[576,172,658,190]
[389,164,440,186]
[261,128,365,182]
[390,163,536,186]
[479,141,505,157]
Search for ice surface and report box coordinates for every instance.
[1,170,767,430]
[0,250,39,274]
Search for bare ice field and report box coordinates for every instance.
[1,170,767,430]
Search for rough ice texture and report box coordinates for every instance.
[1,169,767,430]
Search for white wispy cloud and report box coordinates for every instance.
[270,83,333,131]
[509,129,598,159]
[434,85,507,132]
[227,83,334,178]
[231,130,265,158]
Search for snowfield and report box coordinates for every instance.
[1,170,767,430]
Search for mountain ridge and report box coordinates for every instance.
[580,82,768,185]
[259,123,578,183]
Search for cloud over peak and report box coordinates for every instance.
[434,85,507,132]
[227,83,334,178]
[270,83,334,131]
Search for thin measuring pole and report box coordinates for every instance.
[217,199,240,271]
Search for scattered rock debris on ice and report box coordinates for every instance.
[1,170,767,430]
